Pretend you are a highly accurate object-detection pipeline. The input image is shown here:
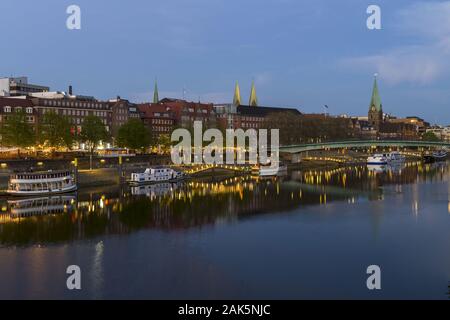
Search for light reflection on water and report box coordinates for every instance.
[0,161,449,299]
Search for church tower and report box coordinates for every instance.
[368,74,383,129]
[249,81,258,106]
[153,79,159,103]
[233,81,241,106]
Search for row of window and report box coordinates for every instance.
[241,116,263,122]
[152,126,172,132]
[61,109,107,117]
[43,99,107,109]
[241,122,260,129]
[0,115,34,122]
[2,106,33,114]
[153,112,171,118]
[70,118,108,125]
[186,108,209,114]
[152,119,172,125]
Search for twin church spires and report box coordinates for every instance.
[233,81,258,106]
[151,79,258,106]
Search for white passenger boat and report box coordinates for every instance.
[6,170,77,196]
[386,151,405,163]
[367,152,405,165]
[367,154,388,165]
[257,162,288,177]
[432,150,448,162]
[129,167,184,185]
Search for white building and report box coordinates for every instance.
[0,77,49,96]
[426,126,450,141]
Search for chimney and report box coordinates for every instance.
[68,85,73,95]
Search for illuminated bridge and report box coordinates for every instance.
[279,140,450,154]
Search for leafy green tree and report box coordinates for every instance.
[0,110,35,148]
[80,115,109,169]
[422,131,440,142]
[155,133,172,154]
[39,110,74,150]
[116,118,151,151]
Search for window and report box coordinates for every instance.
[26,107,33,114]
[3,106,11,113]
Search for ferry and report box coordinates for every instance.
[367,154,388,165]
[129,167,184,185]
[6,170,77,196]
[386,151,405,163]
[423,150,448,163]
[367,152,405,165]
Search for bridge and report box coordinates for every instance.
[279,140,450,154]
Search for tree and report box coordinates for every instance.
[116,119,151,151]
[0,110,35,149]
[155,133,172,154]
[39,110,74,150]
[422,131,440,142]
[80,115,109,169]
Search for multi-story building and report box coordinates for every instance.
[138,103,175,140]
[30,91,111,135]
[388,116,430,135]
[0,96,37,130]
[0,77,49,97]
[1,88,139,146]
[156,98,216,128]
[214,103,302,130]
[109,97,140,136]
[426,126,450,141]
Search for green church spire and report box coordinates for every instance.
[369,74,382,112]
[233,81,241,105]
[249,81,258,106]
[153,79,159,103]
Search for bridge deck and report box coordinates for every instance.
[279,140,450,153]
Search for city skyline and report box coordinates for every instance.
[1,0,450,124]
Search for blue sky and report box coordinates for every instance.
[1,0,450,123]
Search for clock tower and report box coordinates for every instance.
[368,74,383,130]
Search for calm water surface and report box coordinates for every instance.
[0,162,449,299]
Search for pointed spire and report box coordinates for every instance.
[369,73,382,112]
[233,81,241,106]
[249,81,258,106]
[153,79,159,103]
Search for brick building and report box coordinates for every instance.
[137,103,175,140]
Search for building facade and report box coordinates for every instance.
[0,77,49,97]
[137,103,175,140]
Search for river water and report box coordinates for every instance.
[0,161,449,299]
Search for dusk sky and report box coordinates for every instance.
[1,0,450,123]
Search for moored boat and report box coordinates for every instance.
[129,167,184,185]
[432,150,448,162]
[367,154,388,165]
[367,152,405,165]
[386,151,406,163]
[424,150,448,163]
[6,170,77,196]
